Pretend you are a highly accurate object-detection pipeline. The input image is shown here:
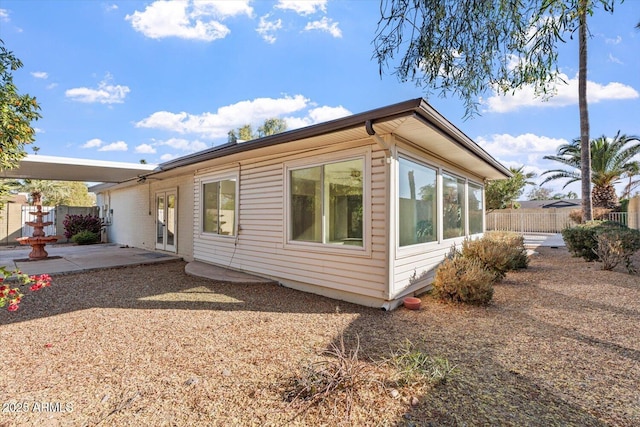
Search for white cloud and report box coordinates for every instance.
[82,138,104,148]
[284,105,351,129]
[158,138,208,152]
[134,143,156,154]
[135,95,311,138]
[105,4,118,12]
[304,17,341,38]
[257,14,282,43]
[160,153,178,161]
[125,0,252,41]
[191,0,253,18]
[46,83,58,90]
[483,73,639,113]
[275,0,327,15]
[476,133,568,158]
[66,74,130,104]
[605,35,622,45]
[98,141,128,152]
[0,9,9,21]
[31,71,48,79]
[608,53,623,65]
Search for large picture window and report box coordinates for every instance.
[442,172,466,239]
[468,182,483,234]
[290,158,363,247]
[398,158,437,246]
[202,179,236,236]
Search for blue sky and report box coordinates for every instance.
[1,0,639,197]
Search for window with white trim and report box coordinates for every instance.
[398,157,437,246]
[202,178,236,236]
[468,182,484,234]
[289,158,364,247]
[442,172,466,239]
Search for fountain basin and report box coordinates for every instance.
[16,236,60,260]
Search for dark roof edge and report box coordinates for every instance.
[152,98,510,178]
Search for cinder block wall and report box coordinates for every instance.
[0,204,25,245]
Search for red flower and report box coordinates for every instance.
[8,304,19,312]
[8,289,17,296]
[30,284,41,292]
[0,285,7,291]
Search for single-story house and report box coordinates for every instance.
[518,199,582,209]
[91,98,511,309]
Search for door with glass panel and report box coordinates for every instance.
[156,190,177,252]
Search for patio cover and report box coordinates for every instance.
[0,155,158,183]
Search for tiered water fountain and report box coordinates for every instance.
[16,192,59,260]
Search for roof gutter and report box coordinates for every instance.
[136,98,510,181]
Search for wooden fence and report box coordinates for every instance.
[486,209,577,233]
[486,208,629,233]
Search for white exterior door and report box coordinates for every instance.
[156,190,177,252]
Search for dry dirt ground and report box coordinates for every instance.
[1,247,639,426]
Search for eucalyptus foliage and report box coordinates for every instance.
[373,0,620,221]
[373,0,615,116]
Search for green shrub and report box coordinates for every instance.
[388,340,456,386]
[562,220,624,261]
[71,230,100,245]
[433,254,495,305]
[594,228,640,273]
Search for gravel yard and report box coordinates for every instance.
[1,247,639,426]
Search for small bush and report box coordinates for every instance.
[388,340,456,387]
[562,220,624,261]
[569,207,613,224]
[482,231,529,270]
[64,214,103,239]
[281,334,380,421]
[594,228,640,273]
[71,230,100,245]
[433,254,495,305]
[461,233,528,280]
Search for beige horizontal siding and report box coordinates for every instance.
[193,141,389,302]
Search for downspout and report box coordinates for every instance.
[365,120,395,309]
[365,120,391,162]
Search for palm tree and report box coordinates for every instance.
[541,132,640,209]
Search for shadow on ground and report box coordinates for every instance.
[2,248,638,426]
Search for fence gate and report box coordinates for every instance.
[22,206,56,237]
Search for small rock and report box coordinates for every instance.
[101,394,110,404]
[410,396,419,406]
[185,377,199,386]
[390,389,400,399]
[222,369,232,377]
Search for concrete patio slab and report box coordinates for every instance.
[523,233,566,248]
[185,261,275,284]
[0,243,182,276]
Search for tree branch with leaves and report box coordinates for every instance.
[373,0,619,221]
